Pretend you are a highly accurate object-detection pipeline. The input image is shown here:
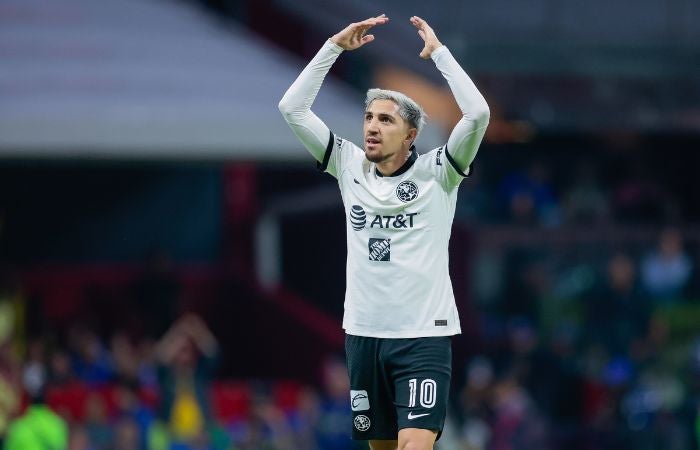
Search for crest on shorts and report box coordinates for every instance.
[396,180,418,202]
[354,414,371,431]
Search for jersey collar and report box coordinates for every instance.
[375,145,418,178]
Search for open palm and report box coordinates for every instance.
[331,14,389,51]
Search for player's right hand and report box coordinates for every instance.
[330,14,389,51]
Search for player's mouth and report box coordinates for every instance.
[366,137,381,149]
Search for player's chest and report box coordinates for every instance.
[340,169,437,232]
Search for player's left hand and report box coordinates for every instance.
[410,16,443,59]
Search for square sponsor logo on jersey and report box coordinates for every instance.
[368,238,391,261]
[350,390,370,411]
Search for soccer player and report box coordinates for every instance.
[278,14,489,450]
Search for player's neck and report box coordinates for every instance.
[375,146,412,176]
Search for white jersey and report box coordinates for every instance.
[320,135,468,338]
[279,39,490,339]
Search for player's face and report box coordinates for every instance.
[363,100,416,164]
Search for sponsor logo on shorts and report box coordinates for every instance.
[350,390,370,411]
[354,414,371,431]
[368,238,391,261]
[407,412,430,420]
[435,320,448,326]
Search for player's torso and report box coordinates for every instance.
[338,153,450,262]
[336,148,460,337]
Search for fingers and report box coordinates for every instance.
[361,34,375,44]
[410,15,431,32]
[358,14,389,28]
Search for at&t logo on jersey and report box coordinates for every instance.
[350,205,419,231]
[350,205,367,230]
[396,180,419,202]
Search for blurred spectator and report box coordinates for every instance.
[136,337,158,390]
[315,356,355,450]
[640,227,693,302]
[22,338,47,398]
[290,386,321,450]
[501,250,550,325]
[562,161,610,224]
[489,376,548,450]
[83,391,113,450]
[0,342,19,448]
[132,249,181,338]
[4,359,68,450]
[613,161,673,223]
[155,314,219,447]
[111,332,141,381]
[0,294,20,446]
[49,349,74,386]
[456,170,495,222]
[459,356,494,450]
[498,162,560,227]
[114,417,142,450]
[114,377,154,450]
[67,425,92,450]
[586,252,649,355]
[241,390,296,450]
[621,366,688,450]
[68,326,114,386]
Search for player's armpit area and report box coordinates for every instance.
[444,145,472,177]
[317,131,335,172]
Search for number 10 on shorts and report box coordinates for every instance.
[408,378,437,408]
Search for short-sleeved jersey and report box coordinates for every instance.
[320,132,469,338]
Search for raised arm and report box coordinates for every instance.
[410,16,490,174]
[278,15,389,162]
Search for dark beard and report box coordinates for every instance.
[364,148,391,164]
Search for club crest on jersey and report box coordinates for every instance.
[350,205,366,230]
[396,180,419,203]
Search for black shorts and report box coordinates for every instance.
[345,334,452,441]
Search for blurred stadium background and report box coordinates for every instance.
[1,0,700,448]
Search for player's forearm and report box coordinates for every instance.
[432,46,489,170]
[278,39,343,115]
[432,46,489,124]
[278,40,343,160]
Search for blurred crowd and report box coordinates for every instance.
[1,228,698,450]
[0,151,699,449]
[456,157,692,227]
[0,298,362,450]
[444,225,699,449]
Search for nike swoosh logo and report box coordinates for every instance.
[353,178,360,184]
[352,393,368,408]
[407,412,430,420]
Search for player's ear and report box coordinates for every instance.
[405,128,417,144]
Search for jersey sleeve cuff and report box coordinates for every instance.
[444,146,472,177]
[317,131,335,172]
[325,39,345,54]
[430,45,449,62]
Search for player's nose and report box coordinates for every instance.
[366,118,379,133]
